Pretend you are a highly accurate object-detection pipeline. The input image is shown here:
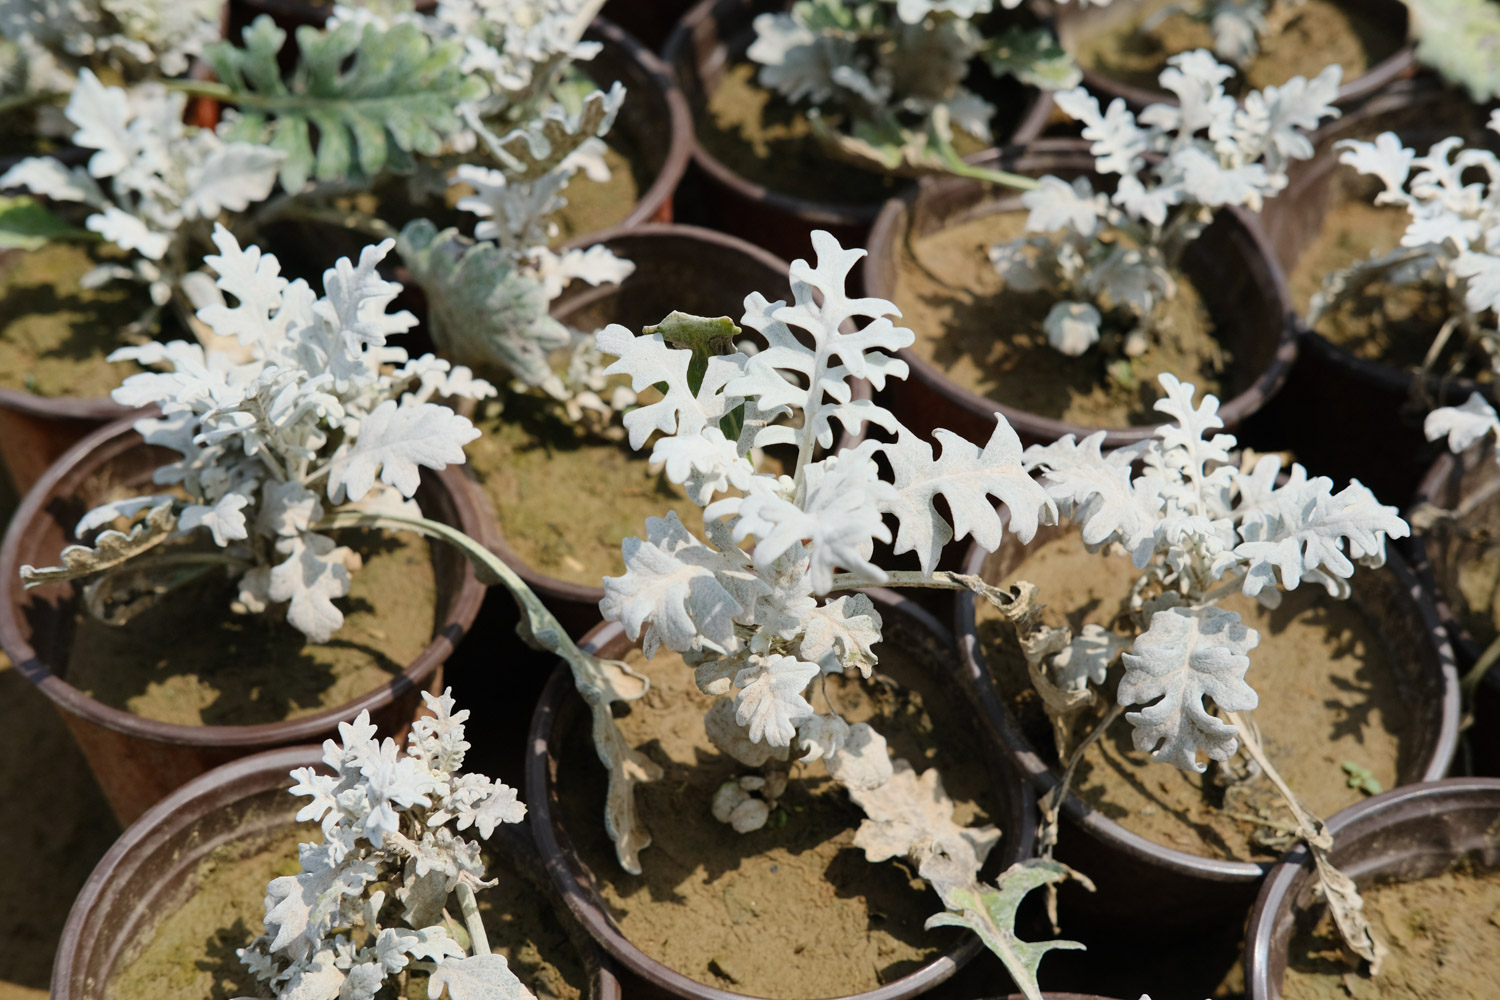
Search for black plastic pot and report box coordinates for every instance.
[663,0,1054,264]
[526,590,1038,1000]
[1253,79,1499,505]
[954,521,1461,925]
[0,418,487,825]
[1410,446,1500,777]
[1045,0,1413,110]
[863,140,1297,451]
[1245,778,1500,1000]
[53,745,623,1000]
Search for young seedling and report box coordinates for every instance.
[1310,111,1500,390]
[1011,372,1407,972]
[238,688,537,1000]
[991,49,1338,357]
[593,230,1102,999]
[746,0,1080,183]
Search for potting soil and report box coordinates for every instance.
[0,243,151,398]
[64,529,437,726]
[894,209,1226,428]
[554,637,1002,999]
[465,393,699,588]
[977,529,1414,863]
[1281,862,1500,1000]
[1074,0,1402,97]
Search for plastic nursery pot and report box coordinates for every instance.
[862,139,1297,451]
[0,417,487,826]
[0,249,138,497]
[53,745,624,1000]
[526,589,1039,1000]
[1410,447,1500,776]
[462,223,791,640]
[953,522,1461,924]
[662,0,1054,266]
[602,0,701,51]
[1044,0,1413,110]
[1245,777,1500,1000]
[1253,80,1499,506]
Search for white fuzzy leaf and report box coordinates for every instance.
[799,593,882,675]
[733,653,820,746]
[86,206,169,260]
[1118,606,1260,772]
[0,156,105,206]
[427,954,534,1000]
[327,397,478,502]
[268,532,354,643]
[1042,300,1103,355]
[1425,392,1500,454]
[880,420,1055,575]
[182,143,285,219]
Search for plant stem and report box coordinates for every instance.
[455,882,489,956]
[1462,631,1500,702]
[0,89,66,117]
[930,126,1039,191]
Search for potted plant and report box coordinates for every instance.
[54,692,624,1000]
[662,0,1065,261]
[1245,777,1500,1000]
[521,229,1140,1000]
[863,50,1327,450]
[1256,99,1500,502]
[954,373,1459,933]
[1045,0,1412,110]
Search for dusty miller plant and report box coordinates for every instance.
[238,689,536,1000]
[1139,0,1306,68]
[747,0,1081,179]
[396,80,638,428]
[592,230,1095,1000]
[990,49,1338,356]
[0,0,220,117]
[18,226,495,643]
[1309,112,1500,386]
[0,71,283,336]
[1012,372,1406,971]
[1404,0,1500,103]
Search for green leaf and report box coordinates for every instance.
[206,14,486,192]
[983,26,1083,91]
[927,859,1090,1000]
[0,195,95,250]
[395,219,569,388]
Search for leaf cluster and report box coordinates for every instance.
[992,49,1339,356]
[239,689,535,1000]
[1021,373,1408,772]
[20,226,494,642]
[747,0,1079,178]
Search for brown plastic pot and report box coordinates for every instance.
[466,223,793,639]
[1044,0,1413,110]
[663,0,1054,265]
[0,417,487,826]
[953,522,1461,923]
[863,139,1297,451]
[1245,777,1500,1000]
[1410,446,1500,776]
[53,744,623,1000]
[526,589,1039,1000]
[1254,80,1498,505]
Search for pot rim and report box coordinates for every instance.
[592,17,695,232]
[953,527,1462,884]
[1243,776,1500,1000]
[862,138,1299,449]
[662,0,1055,227]
[1041,0,1415,110]
[53,743,624,1000]
[525,588,1039,1000]
[0,415,488,747]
